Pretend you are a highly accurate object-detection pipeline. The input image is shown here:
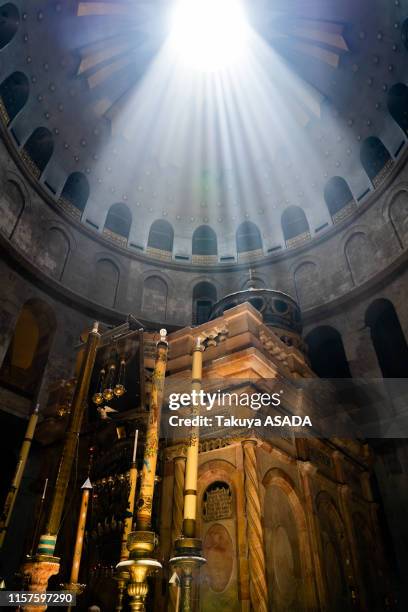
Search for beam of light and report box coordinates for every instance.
[168,0,249,72]
[87,2,362,246]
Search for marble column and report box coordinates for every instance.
[242,440,268,612]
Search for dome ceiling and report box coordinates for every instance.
[1,0,408,262]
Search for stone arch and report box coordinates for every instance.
[387,83,408,134]
[192,281,217,325]
[262,468,315,611]
[305,326,352,379]
[147,219,174,254]
[293,261,320,309]
[236,221,262,254]
[22,127,54,178]
[60,172,89,215]
[192,225,218,258]
[44,226,70,281]
[344,231,377,285]
[141,275,168,321]
[197,459,240,608]
[0,71,29,124]
[92,258,120,308]
[324,176,355,223]
[0,298,57,398]
[103,202,132,244]
[365,298,408,378]
[0,3,19,49]
[360,136,392,188]
[281,206,311,248]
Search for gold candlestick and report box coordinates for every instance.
[120,430,139,561]
[116,329,169,612]
[69,478,92,585]
[114,430,139,612]
[170,337,207,612]
[0,404,39,548]
[136,329,168,531]
[64,478,92,611]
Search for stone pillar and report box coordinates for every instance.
[297,460,328,611]
[21,559,60,612]
[171,456,186,544]
[168,455,186,612]
[343,327,382,380]
[242,440,268,612]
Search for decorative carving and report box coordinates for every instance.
[332,199,356,224]
[203,482,233,522]
[191,254,218,265]
[0,97,10,125]
[103,227,128,247]
[58,196,82,219]
[285,230,311,249]
[146,246,172,261]
[197,325,229,349]
[20,149,41,179]
[237,248,264,262]
[372,158,394,188]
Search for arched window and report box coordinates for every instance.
[192,282,217,325]
[236,222,262,254]
[0,71,29,124]
[92,259,119,308]
[192,225,218,257]
[142,276,168,320]
[0,3,19,49]
[387,83,408,134]
[0,299,56,398]
[104,203,132,244]
[305,326,351,379]
[324,177,355,223]
[365,299,408,378]
[23,127,54,178]
[60,172,89,215]
[402,18,408,51]
[147,220,174,253]
[281,206,310,247]
[360,137,392,187]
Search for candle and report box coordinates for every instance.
[132,430,139,464]
[41,479,48,501]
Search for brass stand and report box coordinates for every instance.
[61,581,85,612]
[116,531,161,612]
[115,329,169,611]
[169,539,206,612]
[113,569,130,612]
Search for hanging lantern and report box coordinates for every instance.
[114,359,127,397]
[92,368,106,405]
[103,364,116,401]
